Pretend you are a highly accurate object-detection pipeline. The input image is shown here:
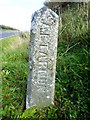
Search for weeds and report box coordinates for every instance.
[1,4,90,120]
[1,35,29,119]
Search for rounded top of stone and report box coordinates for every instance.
[39,6,58,17]
[31,6,58,22]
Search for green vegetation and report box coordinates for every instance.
[0,25,18,32]
[1,3,90,120]
[1,35,29,119]
[20,5,90,120]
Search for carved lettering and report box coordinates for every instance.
[26,7,58,108]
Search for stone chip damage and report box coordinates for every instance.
[26,6,59,108]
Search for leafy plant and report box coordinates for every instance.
[1,4,90,120]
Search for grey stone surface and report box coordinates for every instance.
[26,7,58,108]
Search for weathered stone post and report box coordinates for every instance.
[26,7,58,108]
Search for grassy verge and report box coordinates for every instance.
[0,5,90,120]
[1,35,29,119]
[19,6,90,120]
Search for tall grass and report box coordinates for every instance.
[21,5,90,120]
[1,35,29,119]
[1,4,90,120]
[56,5,89,120]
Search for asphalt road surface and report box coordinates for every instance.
[0,31,19,40]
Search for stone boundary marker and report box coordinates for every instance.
[26,7,58,108]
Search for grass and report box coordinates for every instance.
[20,5,90,120]
[1,35,29,119]
[0,4,90,120]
